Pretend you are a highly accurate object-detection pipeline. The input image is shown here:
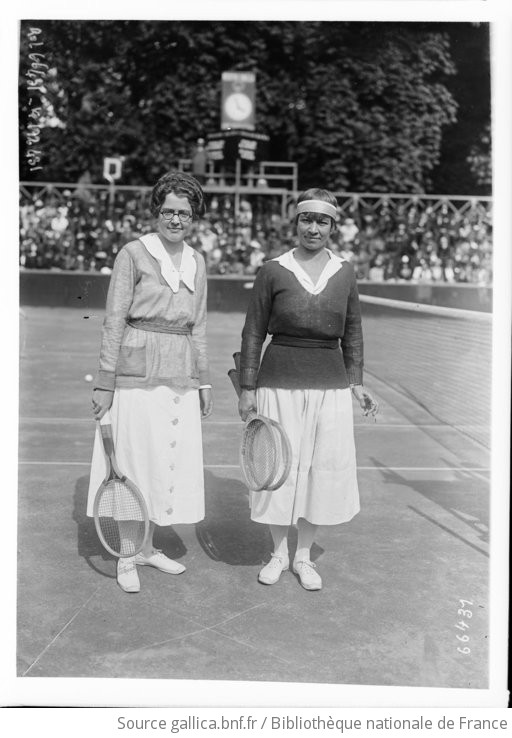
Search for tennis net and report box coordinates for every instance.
[360,295,492,448]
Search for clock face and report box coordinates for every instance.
[224,92,253,121]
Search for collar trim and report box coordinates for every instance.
[140,233,196,293]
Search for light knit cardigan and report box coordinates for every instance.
[95,237,210,391]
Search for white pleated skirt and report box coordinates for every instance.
[87,386,205,526]
[250,387,360,526]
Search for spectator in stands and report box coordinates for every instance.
[438,234,452,266]
[339,217,359,246]
[368,253,386,282]
[398,255,413,281]
[340,242,355,262]
[245,238,264,274]
[18,185,492,285]
[412,257,433,282]
[354,243,371,280]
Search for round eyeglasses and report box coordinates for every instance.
[160,209,192,223]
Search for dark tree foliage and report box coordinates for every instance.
[429,22,491,195]
[466,123,491,190]
[18,20,489,193]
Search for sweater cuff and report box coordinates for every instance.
[199,369,211,386]
[239,367,258,390]
[346,366,363,386]
[94,370,116,391]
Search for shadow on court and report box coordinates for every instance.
[17,307,490,690]
[196,471,270,566]
[195,472,324,567]
[368,457,489,550]
[73,470,322,572]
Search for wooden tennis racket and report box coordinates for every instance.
[93,410,150,557]
[229,356,292,492]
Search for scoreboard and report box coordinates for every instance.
[206,129,270,165]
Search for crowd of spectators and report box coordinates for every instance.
[19,185,493,285]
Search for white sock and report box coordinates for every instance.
[295,519,318,563]
[269,524,289,559]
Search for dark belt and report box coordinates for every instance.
[271,334,339,349]
[128,319,192,335]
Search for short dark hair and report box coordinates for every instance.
[150,171,206,220]
[297,188,338,209]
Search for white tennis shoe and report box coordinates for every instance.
[258,553,289,585]
[293,559,322,591]
[134,549,186,575]
[117,557,140,593]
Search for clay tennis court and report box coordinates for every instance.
[17,302,490,688]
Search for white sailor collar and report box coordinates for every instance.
[140,233,197,293]
[273,248,344,295]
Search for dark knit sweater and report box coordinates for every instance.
[240,257,363,390]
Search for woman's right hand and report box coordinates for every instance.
[238,388,257,421]
[92,389,114,420]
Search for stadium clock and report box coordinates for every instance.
[223,92,254,123]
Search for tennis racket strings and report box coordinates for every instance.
[265,418,292,491]
[94,410,150,558]
[239,413,292,492]
[241,416,277,490]
[230,354,292,492]
[95,479,147,556]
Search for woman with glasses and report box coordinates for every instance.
[87,171,213,593]
[238,188,378,591]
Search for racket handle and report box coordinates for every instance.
[228,368,242,398]
[99,409,113,426]
[98,409,115,456]
[232,352,241,373]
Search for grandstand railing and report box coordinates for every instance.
[19,182,492,226]
[19,181,493,286]
[331,192,492,226]
[20,181,153,202]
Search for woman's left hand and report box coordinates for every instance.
[351,385,379,419]
[199,387,213,418]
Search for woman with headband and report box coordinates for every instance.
[238,188,378,591]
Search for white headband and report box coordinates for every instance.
[296,199,337,220]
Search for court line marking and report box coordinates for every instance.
[119,602,292,665]
[364,368,490,451]
[19,417,489,432]
[22,585,103,677]
[467,470,491,483]
[18,461,490,473]
[208,466,491,472]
